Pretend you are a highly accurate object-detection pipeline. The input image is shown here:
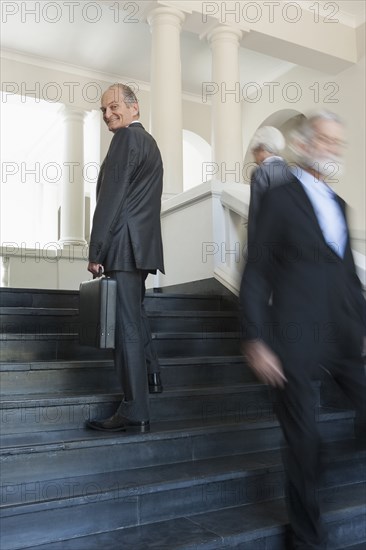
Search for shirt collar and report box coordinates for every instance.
[290,165,335,199]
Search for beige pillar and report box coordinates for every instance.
[148,6,185,197]
[59,106,87,246]
[207,26,243,183]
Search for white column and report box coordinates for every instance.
[59,106,87,246]
[207,26,243,184]
[148,7,185,197]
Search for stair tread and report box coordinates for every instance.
[0,356,246,371]
[0,417,277,453]
[19,483,366,550]
[0,331,241,340]
[146,311,238,317]
[0,449,284,511]
[1,287,363,550]
[0,382,328,407]
[0,391,122,407]
[2,442,364,511]
[0,308,237,316]
[0,307,78,316]
[0,409,356,454]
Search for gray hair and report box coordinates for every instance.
[107,83,140,116]
[250,126,286,155]
[289,110,345,173]
[295,110,343,143]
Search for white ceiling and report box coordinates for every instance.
[0,1,364,96]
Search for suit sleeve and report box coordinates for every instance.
[89,129,137,264]
[240,189,283,342]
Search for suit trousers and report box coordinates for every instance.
[272,345,366,550]
[108,270,160,422]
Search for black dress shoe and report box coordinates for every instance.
[86,412,150,433]
[148,373,163,393]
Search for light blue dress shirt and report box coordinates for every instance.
[290,167,348,258]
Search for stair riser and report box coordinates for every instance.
[324,457,366,487]
[0,319,79,335]
[0,291,234,311]
[0,367,118,395]
[150,317,238,332]
[0,291,79,309]
[327,513,366,550]
[0,363,253,395]
[161,363,255,388]
[0,341,111,363]
[0,315,238,334]
[0,338,240,362]
[1,401,117,434]
[320,378,356,410]
[1,390,274,434]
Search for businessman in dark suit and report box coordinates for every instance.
[247,126,291,244]
[240,112,366,549]
[86,84,164,433]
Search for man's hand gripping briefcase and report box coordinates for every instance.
[79,274,117,349]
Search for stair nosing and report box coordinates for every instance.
[0,408,356,456]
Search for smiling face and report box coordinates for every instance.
[100,87,139,133]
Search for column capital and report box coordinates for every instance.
[147,6,186,30]
[206,25,243,47]
[61,105,87,124]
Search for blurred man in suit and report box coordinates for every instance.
[247,126,291,244]
[240,111,366,549]
[86,83,164,434]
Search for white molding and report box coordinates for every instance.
[161,181,213,216]
[0,48,206,104]
[214,266,240,296]
[0,48,152,89]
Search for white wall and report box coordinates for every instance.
[1,44,365,288]
[241,56,366,238]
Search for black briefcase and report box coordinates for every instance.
[79,275,117,349]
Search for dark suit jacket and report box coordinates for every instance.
[240,175,365,364]
[247,157,292,244]
[89,122,164,274]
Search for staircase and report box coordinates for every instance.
[0,286,365,550]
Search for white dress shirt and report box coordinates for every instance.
[291,167,348,258]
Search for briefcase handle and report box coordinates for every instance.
[93,266,105,280]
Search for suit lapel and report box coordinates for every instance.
[287,177,350,261]
[287,177,326,241]
[96,123,143,200]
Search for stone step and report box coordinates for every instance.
[0,308,239,334]
[0,307,79,334]
[0,384,279,433]
[3,480,365,550]
[0,289,236,312]
[0,411,356,485]
[1,451,288,550]
[0,357,253,395]
[2,442,364,509]
[0,332,241,362]
[0,289,80,309]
